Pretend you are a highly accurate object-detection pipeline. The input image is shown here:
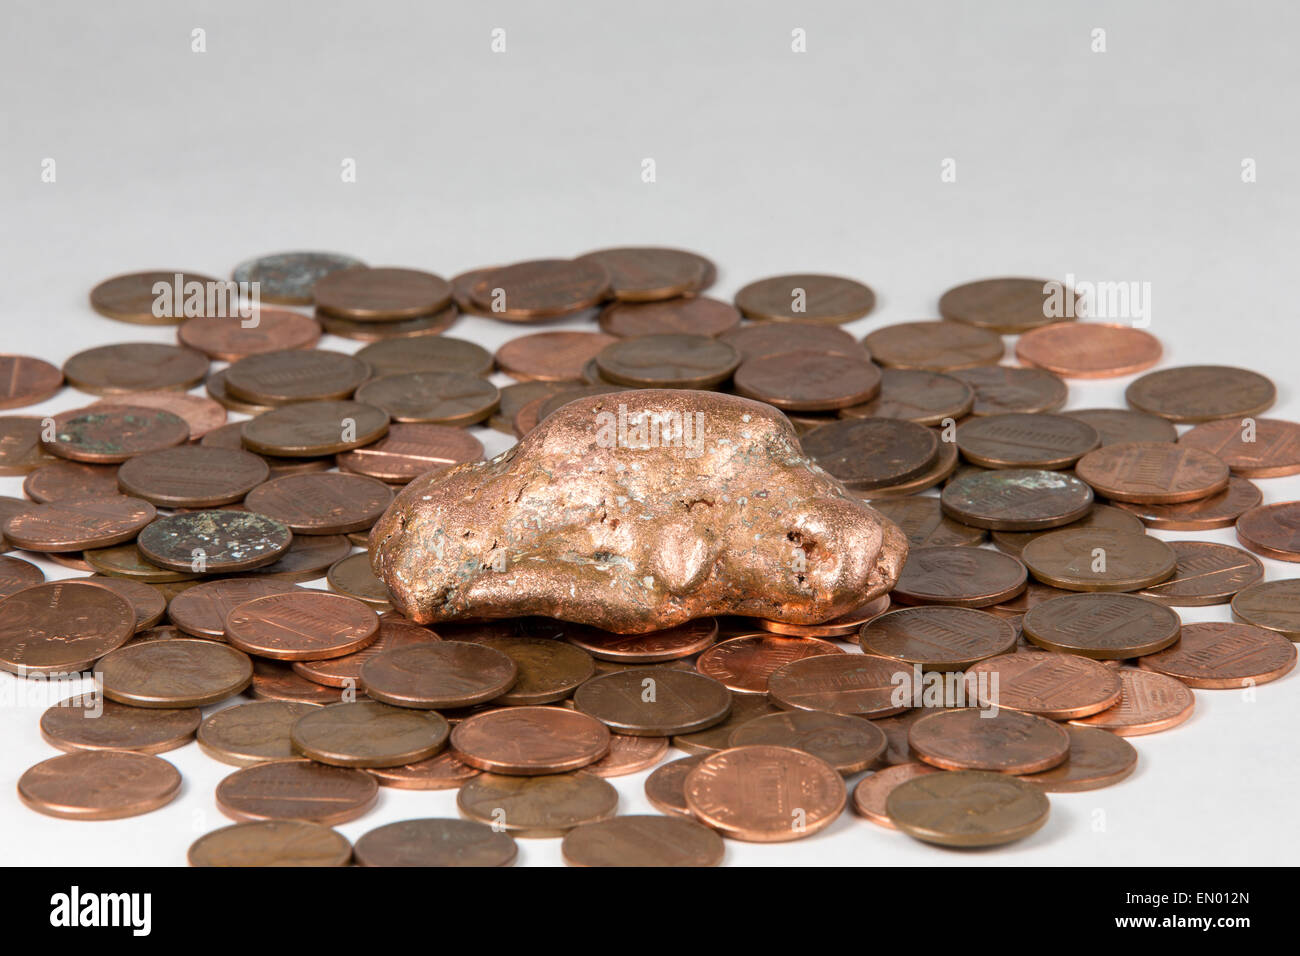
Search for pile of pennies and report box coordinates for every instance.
[1,250,1298,867]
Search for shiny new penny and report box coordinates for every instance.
[216,759,378,824]
[733,350,881,411]
[801,418,939,490]
[757,594,892,638]
[939,277,1070,334]
[471,635,595,705]
[313,266,451,320]
[451,706,611,775]
[354,336,493,378]
[1,494,155,551]
[966,651,1122,719]
[368,749,481,790]
[354,372,499,426]
[860,606,1018,670]
[117,445,268,507]
[245,472,393,534]
[354,818,517,867]
[909,708,1070,774]
[167,578,299,639]
[0,580,135,674]
[852,762,941,827]
[361,641,517,709]
[292,700,449,768]
[1021,528,1176,592]
[863,321,1004,371]
[198,700,323,766]
[239,400,389,457]
[188,820,352,867]
[574,668,732,736]
[729,710,886,774]
[295,619,435,687]
[1138,622,1297,688]
[1113,475,1261,530]
[1015,322,1162,378]
[336,424,484,484]
[840,368,975,426]
[97,637,253,707]
[950,365,1068,416]
[644,755,705,817]
[493,331,618,382]
[223,349,370,405]
[1064,407,1178,446]
[178,309,322,359]
[991,503,1144,557]
[942,469,1093,531]
[685,745,846,842]
[1235,501,1300,562]
[0,355,63,408]
[1232,579,1300,641]
[468,259,611,320]
[137,510,292,572]
[565,618,718,664]
[45,406,189,463]
[225,591,379,660]
[720,322,867,362]
[0,554,43,597]
[599,296,740,337]
[458,771,619,838]
[956,413,1100,469]
[734,273,875,324]
[18,751,181,820]
[1126,365,1276,423]
[1022,592,1181,658]
[767,653,908,718]
[1138,541,1263,606]
[1018,725,1138,792]
[696,633,843,694]
[1178,418,1300,477]
[63,342,208,394]
[40,695,200,754]
[1069,668,1195,735]
[563,815,724,867]
[233,251,366,305]
[1076,441,1229,504]
[576,247,710,301]
[892,546,1027,607]
[89,271,221,324]
[586,734,669,777]
[888,769,1049,847]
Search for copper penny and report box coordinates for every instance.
[873,708,958,766]
[1016,725,1137,792]
[1138,621,1297,688]
[1179,417,1300,477]
[767,653,908,718]
[535,384,631,424]
[83,541,199,583]
[167,578,299,639]
[491,381,570,434]
[240,533,351,582]
[324,552,389,607]
[1237,501,1300,561]
[585,734,669,777]
[225,591,379,660]
[84,576,166,631]
[89,270,222,324]
[202,424,332,480]
[595,334,741,389]
[990,503,1144,557]
[457,771,619,838]
[644,755,705,817]
[852,439,961,498]
[685,744,846,841]
[216,758,378,824]
[361,641,517,709]
[1015,322,1162,378]
[576,247,711,301]
[23,460,119,502]
[757,594,892,638]
[451,266,502,317]
[734,273,875,325]
[1076,441,1229,505]
[1126,365,1276,423]
[91,390,227,440]
[1021,528,1176,591]
[223,349,370,405]
[0,580,135,674]
[63,342,208,394]
[801,418,939,490]
[189,820,353,867]
[354,818,517,867]
[468,259,611,320]
[19,751,181,820]
[0,554,44,597]
[117,445,269,507]
[1069,667,1195,736]
[1022,592,1182,658]
[696,633,843,694]
[244,472,393,534]
[729,710,886,774]
[355,336,493,378]
[368,749,481,790]
[250,658,348,706]
[0,355,63,409]
[336,423,484,483]
[0,417,54,475]
[206,368,272,414]
[313,266,451,321]
[909,708,1069,774]
[232,251,366,305]
[574,667,731,736]
[98,637,253,707]
[565,618,717,664]
[733,350,881,411]
[887,769,1049,847]
[1064,407,1178,446]
[318,304,458,340]
[853,763,942,828]
[354,372,499,426]
[198,700,323,766]
[291,700,449,768]
[671,695,781,755]
[563,815,724,867]
[892,546,1027,607]
[295,618,437,687]
[862,320,1003,371]
[491,331,617,383]
[1113,475,1261,531]
[1138,541,1263,606]
[966,651,1122,719]
[950,365,1068,416]
[955,413,1100,469]
[469,634,595,705]
[45,405,189,463]
[942,469,1093,531]
[239,400,389,457]
[137,510,292,573]
[599,296,739,337]
[839,368,974,425]
[939,277,1070,334]
[1232,578,1300,641]
[40,694,199,754]
[451,706,610,775]
[719,321,867,362]
[1,494,155,551]
[860,606,1018,670]
[178,310,322,361]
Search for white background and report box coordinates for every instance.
[1,0,1297,865]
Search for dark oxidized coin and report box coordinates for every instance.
[231,251,366,305]
[941,469,1093,531]
[44,406,189,463]
[137,511,292,573]
[801,418,939,490]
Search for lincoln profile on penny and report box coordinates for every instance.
[371,389,908,633]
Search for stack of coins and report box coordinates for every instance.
[1,256,1297,865]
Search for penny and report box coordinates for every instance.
[0,355,63,409]
[491,381,570,434]
[892,546,1027,607]
[586,734,669,777]
[1069,667,1195,735]
[0,554,43,597]
[354,818,517,867]
[89,270,222,324]
[63,342,208,395]
[729,710,886,774]
[535,385,631,425]
[873,708,957,766]
[294,618,437,687]
[939,277,1070,334]
[955,413,1100,470]
[137,510,292,573]
[733,350,881,411]
[83,541,199,583]
[93,391,227,441]
[189,820,353,867]
[206,368,273,414]
[336,423,484,484]
[887,769,1049,847]
[318,304,458,340]
[44,406,190,463]
[245,472,393,534]
[1021,592,1181,660]
[495,331,620,383]
[0,417,54,475]
[574,667,731,736]
[19,750,182,820]
[576,247,711,301]
[990,503,1145,557]
[1126,365,1276,423]
[852,763,941,827]
[368,749,481,790]
[1232,579,1300,641]
[671,695,781,755]
[23,461,119,503]
[117,445,269,507]
[909,708,1069,774]
[40,695,200,754]
[457,771,619,838]
[451,706,610,775]
[720,322,868,362]
[863,321,1004,371]
[860,606,1018,670]
[178,309,322,361]
[292,700,449,768]
[1178,418,1300,477]
[1138,621,1297,688]
[1064,407,1178,446]
[685,744,846,841]
[565,618,718,664]
[696,633,843,694]
[1076,442,1230,505]
[451,267,502,317]
[1015,322,1162,378]
[324,552,389,606]
[757,594,892,638]
[839,368,974,425]
[250,658,347,706]
[563,815,724,867]
[966,651,1122,718]
[1113,475,1261,530]
[361,641,517,709]
[353,372,499,427]
[313,266,451,321]
[942,469,1093,531]
[1236,501,1300,562]
[97,636,253,707]
[0,580,135,674]
[1,494,155,551]
[735,273,875,324]
[354,336,493,378]
[198,700,323,766]
[232,251,366,305]
[767,653,907,718]
[1138,541,1263,606]
[87,576,166,631]
[216,759,379,824]
[469,635,595,705]
[596,334,741,389]
[853,439,961,498]
[801,418,939,490]
[240,533,351,582]
[226,591,378,660]
[239,400,389,457]
[950,365,1068,416]
[1021,528,1176,592]
[223,349,371,405]
[468,259,611,320]
[599,295,740,338]
[644,755,705,816]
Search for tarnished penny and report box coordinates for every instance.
[0,355,63,409]
[361,641,517,709]
[232,251,366,305]
[0,580,135,674]
[950,365,1068,416]
[457,771,619,837]
[1138,541,1263,606]
[225,591,379,660]
[892,546,1027,607]
[852,439,960,498]
[451,706,610,775]
[939,277,1070,334]
[863,321,1004,371]
[685,744,846,841]
[1021,528,1176,592]
[223,349,370,405]
[596,334,741,389]
[734,273,875,325]
[355,336,493,378]
[860,606,1018,670]
[471,635,595,705]
[188,820,352,867]
[563,815,724,867]
[1138,622,1297,688]
[239,400,389,457]
[1022,592,1181,658]
[909,708,1070,774]
[1015,322,1162,378]
[1076,442,1229,504]
[96,392,220,448]
[1113,475,1261,530]
[2,494,155,551]
[801,418,939,490]
[117,445,269,507]
[565,618,717,663]
[720,322,867,362]
[1126,365,1276,423]
[729,710,886,774]
[576,247,711,301]
[990,503,1144,557]
[336,424,484,484]
[354,818,517,867]
[1064,407,1178,446]
[1177,418,1300,477]
[966,651,1122,719]
[178,309,322,360]
[840,368,974,426]
[291,700,449,768]
[574,668,731,736]
[245,472,393,533]
[468,259,611,320]
[294,618,437,687]
[1069,668,1195,735]
[63,343,208,395]
[198,700,323,766]
[696,633,843,694]
[585,734,669,777]
[767,653,907,718]
[942,469,1093,531]
[888,769,1049,847]
[45,406,189,463]
[1236,501,1300,562]
[216,759,379,824]
[40,695,200,754]
[852,762,941,827]
[19,750,181,820]
[313,266,452,321]
[367,749,481,790]
[1232,578,1300,641]
[137,510,292,573]
[354,372,499,426]
[599,296,740,337]
[757,594,892,638]
[956,413,1100,469]
[97,637,252,707]
[644,755,705,817]
[89,271,221,325]
[0,554,44,597]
